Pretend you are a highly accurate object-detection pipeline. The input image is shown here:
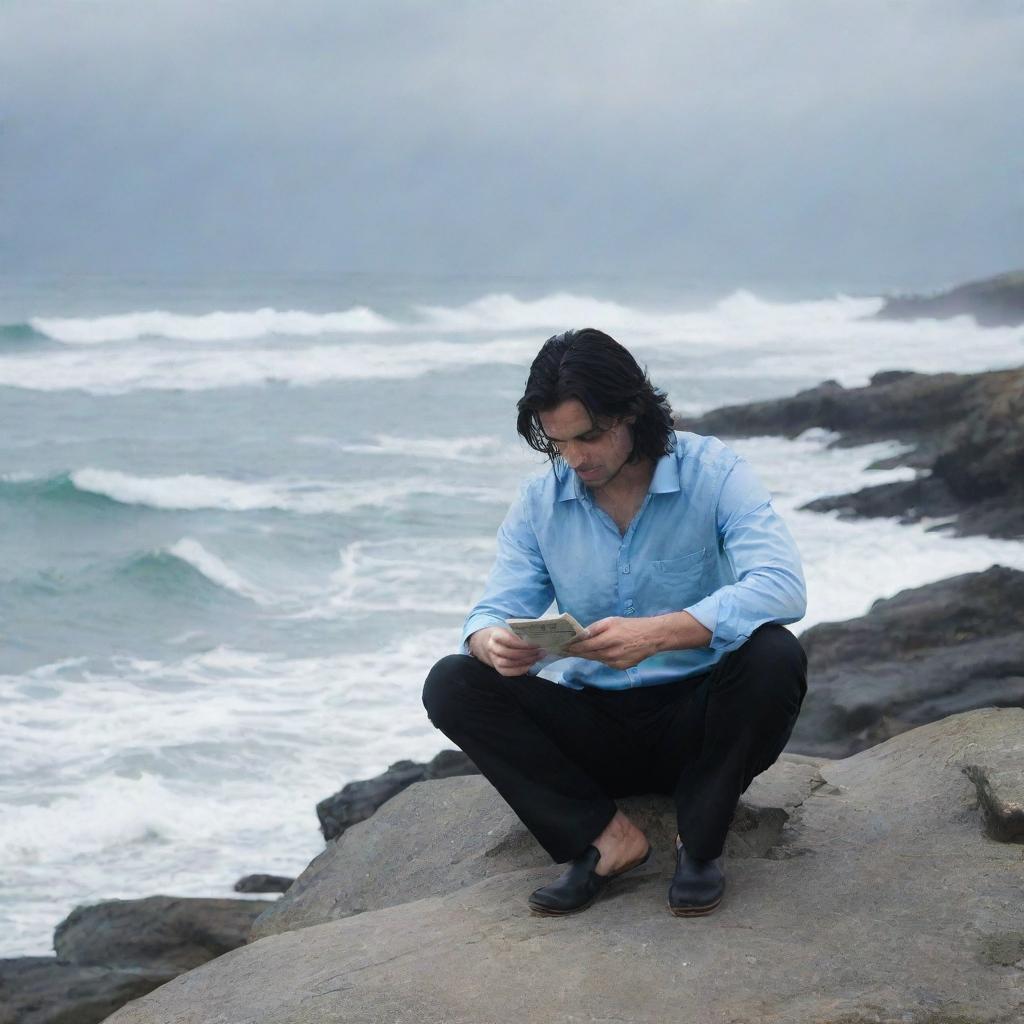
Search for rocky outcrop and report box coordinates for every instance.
[317,748,477,840]
[676,369,969,451]
[53,895,272,972]
[0,897,272,1024]
[675,365,1024,539]
[252,754,824,941]
[791,565,1024,757]
[0,958,174,1024]
[105,709,1024,1024]
[875,269,1024,326]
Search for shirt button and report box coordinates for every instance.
[625,606,636,616]
[622,564,630,574]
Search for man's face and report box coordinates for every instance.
[537,398,635,491]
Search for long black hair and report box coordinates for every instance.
[516,328,674,464]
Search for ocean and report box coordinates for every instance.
[2,272,1023,956]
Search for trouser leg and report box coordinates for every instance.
[658,623,808,861]
[423,654,633,863]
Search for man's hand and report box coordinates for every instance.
[567,612,713,670]
[565,617,661,670]
[468,626,544,677]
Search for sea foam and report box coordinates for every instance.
[0,629,459,954]
[30,306,396,344]
[3,290,1021,395]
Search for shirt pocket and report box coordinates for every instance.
[637,547,710,614]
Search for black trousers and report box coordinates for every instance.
[422,623,808,863]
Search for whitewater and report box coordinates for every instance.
[2,276,1023,956]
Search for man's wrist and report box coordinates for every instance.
[649,611,712,653]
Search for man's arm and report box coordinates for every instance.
[569,453,805,669]
[681,453,806,652]
[462,486,556,676]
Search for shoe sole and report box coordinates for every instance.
[667,895,722,917]
[528,846,652,917]
[528,895,598,917]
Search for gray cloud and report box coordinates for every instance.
[2,0,1022,289]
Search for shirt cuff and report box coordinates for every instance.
[683,594,720,647]
[460,614,509,655]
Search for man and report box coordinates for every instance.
[423,328,808,917]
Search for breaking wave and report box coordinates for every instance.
[124,540,273,605]
[2,290,1021,395]
[0,468,504,516]
[29,306,397,344]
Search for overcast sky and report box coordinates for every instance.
[2,0,1022,290]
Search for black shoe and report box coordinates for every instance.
[668,844,725,917]
[528,843,651,916]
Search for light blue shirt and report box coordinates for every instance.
[462,431,807,690]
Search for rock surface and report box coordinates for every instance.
[106,709,1024,1024]
[0,957,174,1024]
[791,565,1024,757]
[675,365,1024,539]
[253,753,825,941]
[316,748,477,841]
[53,895,273,972]
[875,269,1024,326]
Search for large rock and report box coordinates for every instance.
[253,754,824,940]
[0,957,173,1024]
[874,269,1024,326]
[316,749,478,841]
[105,709,1024,1024]
[53,896,273,972]
[675,365,1024,539]
[791,565,1024,757]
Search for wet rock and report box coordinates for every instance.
[234,874,294,894]
[316,749,478,841]
[0,957,173,1024]
[53,896,273,973]
[674,370,974,448]
[790,565,1024,758]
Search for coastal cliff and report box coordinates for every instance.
[874,270,1024,327]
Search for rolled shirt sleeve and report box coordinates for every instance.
[684,455,807,653]
[461,485,556,652]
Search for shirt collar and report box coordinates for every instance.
[648,450,681,494]
[555,463,583,502]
